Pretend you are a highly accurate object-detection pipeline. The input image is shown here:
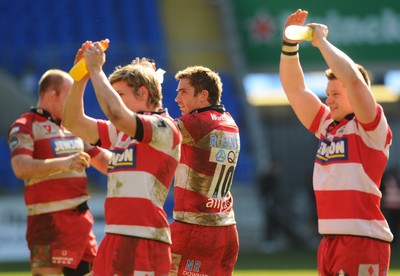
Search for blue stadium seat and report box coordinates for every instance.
[0,0,253,189]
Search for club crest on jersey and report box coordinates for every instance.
[156,118,167,128]
[358,264,379,276]
[51,137,84,156]
[38,122,55,134]
[108,147,136,170]
[43,124,52,133]
[316,138,348,162]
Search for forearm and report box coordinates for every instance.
[280,46,322,128]
[90,71,125,121]
[63,80,87,129]
[317,38,377,122]
[63,80,100,144]
[317,38,360,86]
[12,156,69,179]
[90,148,111,175]
[85,42,137,136]
[90,70,137,136]
[280,48,307,95]
[12,152,90,179]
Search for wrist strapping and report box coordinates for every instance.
[281,40,299,56]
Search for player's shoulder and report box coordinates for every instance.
[176,112,219,136]
[177,111,210,123]
[13,111,40,125]
[9,112,38,136]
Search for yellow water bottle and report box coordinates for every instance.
[284,25,313,41]
[69,39,110,81]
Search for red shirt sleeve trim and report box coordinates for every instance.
[97,120,112,149]
[308,105,326,133]
[358,105,381,131]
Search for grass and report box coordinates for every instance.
[235,271,316,275]
[1,248,400,275]
[233,248,400,275]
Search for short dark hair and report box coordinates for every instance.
[175,66,222,105]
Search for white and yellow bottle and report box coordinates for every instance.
[285,25,313,41]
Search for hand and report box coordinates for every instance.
[84,41,106,75]
[73,41,92,66]
[132,57,156,71]
[308,23,329,47]
[283,9,309,43]
[64,152,91,173]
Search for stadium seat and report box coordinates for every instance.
[0,0,254,189]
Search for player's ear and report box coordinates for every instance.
[137,86,149,99]
[200,89,209,102]
[43,89,57,101]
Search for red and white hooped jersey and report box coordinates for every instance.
[173,106,240,226]
[309,104,393,242]
[97,111,181,244]
[8,109,101,216]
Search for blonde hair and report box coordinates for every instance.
[109,59,163,109]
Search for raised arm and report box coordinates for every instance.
[62,41,101,145]
[84,41,139,137]
[311,25,377,124]
[279,9,323,129]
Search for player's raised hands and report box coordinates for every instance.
[283,9,309,43]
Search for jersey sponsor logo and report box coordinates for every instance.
[9,126,21,151]
[9,136,19,151]
[316,138,348,162]
[210,148,238,165]
[210,134,239,151]
[182,272,208,276]
[210,113,227,121]
[208,134,239,199]
[184,259,208,276]
[206,197,232,212]
[208,148,237,198]
[52,249,77,266]
[9,126,20,136]
[51,137,84,156]
[108,147,136,170]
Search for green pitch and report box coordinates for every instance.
[1,248,400,275]
[2,270,400,276]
